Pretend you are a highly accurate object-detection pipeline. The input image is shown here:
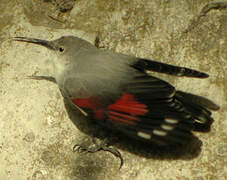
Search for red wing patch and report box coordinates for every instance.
[108,93,148,115]
[107,93,148,125]
[72,93,148,125]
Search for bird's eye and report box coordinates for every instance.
[59,47,64,52]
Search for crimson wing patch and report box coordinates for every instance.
[71,75,215,146]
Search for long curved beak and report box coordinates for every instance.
[13,37,56,50]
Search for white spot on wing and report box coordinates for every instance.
[165,118,178,124]
[161,124,174,131]
[184,114,191,118]
[137,131,151,139]
[153,130,167,136]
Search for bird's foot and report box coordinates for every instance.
[73,138,124,169]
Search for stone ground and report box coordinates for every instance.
[0,0,226,179]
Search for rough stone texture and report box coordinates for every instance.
[0,0,226,179]
[44,0,75,12]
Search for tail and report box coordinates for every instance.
[175,91,219,132]
[133,59,209,78]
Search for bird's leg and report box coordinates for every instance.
[73,137,124,169]
[27,75,56,83]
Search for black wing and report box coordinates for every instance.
[104,59,218,145]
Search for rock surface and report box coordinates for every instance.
[0,0,226,179]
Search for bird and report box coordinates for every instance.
[14,35,219,167]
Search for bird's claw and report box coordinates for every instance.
[73,141,124,169]
[73,144,100,153]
